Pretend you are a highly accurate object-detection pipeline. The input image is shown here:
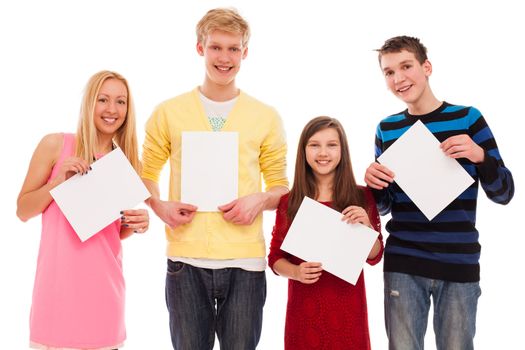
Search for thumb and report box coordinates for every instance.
[179,202,198,212]
[218,199,237,212]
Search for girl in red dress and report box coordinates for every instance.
[268,116,384,350]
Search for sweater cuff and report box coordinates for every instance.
[475,150,499,184]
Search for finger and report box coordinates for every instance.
[178,202,198,212]
[365,172,392,188]
[374,163,395,178]
[341,206,357,215]
[302,262,322,268]
[218,199,236,212]
[305,267,323,274]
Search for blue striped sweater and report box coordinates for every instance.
[373,102,514,282]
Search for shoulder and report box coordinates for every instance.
[35,133,65,164]
[39,133,65,153]
[239,91,279,117]
[153,89,196,113]
[380,110,407,124]
[376,110,408,133]
[442,102,483,126]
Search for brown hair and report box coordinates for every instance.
[196,8,250,46]
[376,35,428,65]
[75,70,140,172]
[287,116,364,222]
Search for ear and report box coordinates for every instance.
[242,46,248,60]
[422,59,433,77]
[196,41,204,56]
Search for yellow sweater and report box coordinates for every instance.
[142,88,288,259]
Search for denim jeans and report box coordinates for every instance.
[165,260,266,350]
[384,272,481,350]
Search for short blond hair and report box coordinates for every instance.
[196,8,250,46]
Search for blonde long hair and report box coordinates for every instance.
[75,70,140,172]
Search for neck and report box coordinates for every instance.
[96,134,114,154]
[315,176,334,202]
[200,78,239,102]
[407,86,441,115]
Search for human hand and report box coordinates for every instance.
[151,199,197,229]
[50,156,91,187]
[121,209,150,233]
[364,162,394,190]
[440,134,485,163]
[218,193,267,225]
[293,262,323,284]
[342,205,371,227]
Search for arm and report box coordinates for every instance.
[268,196,323,283]
[440,111,514,204]
[219,110,289,225]
[141,105,198,228]
[364,126,394,215]
[218,186,288,225]
[341,204,382,261]
[273,259,323,284]
[143,179,197,229]
[17,134,90,222]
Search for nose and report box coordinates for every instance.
[106,101,117,114]
[394,71,405,84]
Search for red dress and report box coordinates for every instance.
[268,187,383,350]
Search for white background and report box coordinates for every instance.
[1,0,523,349]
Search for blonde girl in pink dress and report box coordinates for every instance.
[17,71,150,350]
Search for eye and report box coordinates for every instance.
[117,99,127,105]
[384,71,394,77]
[230,47,240,52]
[328,143,339,148]
[402,64,412,70]
[98,97,107,103]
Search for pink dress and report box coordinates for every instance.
[30,133,126,349]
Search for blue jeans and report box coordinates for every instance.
[384,272,481,350]
[165,260,266,350]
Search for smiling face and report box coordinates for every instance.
[380,49,433,109]
[197,29,247,93]
[305,127,342,183]
[93,78,128,137]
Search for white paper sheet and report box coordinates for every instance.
[181,131,238,212]
[377,120,474,221]
[280,196,379,285]
[50,147,151,242]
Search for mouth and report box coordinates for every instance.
[102,117,118,125]
[316,160,331,165]
[397,84,412,93]
[215,65,233,72]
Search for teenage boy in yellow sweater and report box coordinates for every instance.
[141,8,288,350]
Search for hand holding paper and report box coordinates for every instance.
[377,120,474,221]
[50,148,151,242]
[281,197,379,285]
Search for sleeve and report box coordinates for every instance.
[259,109,289,191]
[268,195,292,275]
[468,108,514,204]
[141,105,172,183]
[364,187,384,266]
[371,123,394,215]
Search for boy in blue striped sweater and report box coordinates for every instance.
[365,36,514,350]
